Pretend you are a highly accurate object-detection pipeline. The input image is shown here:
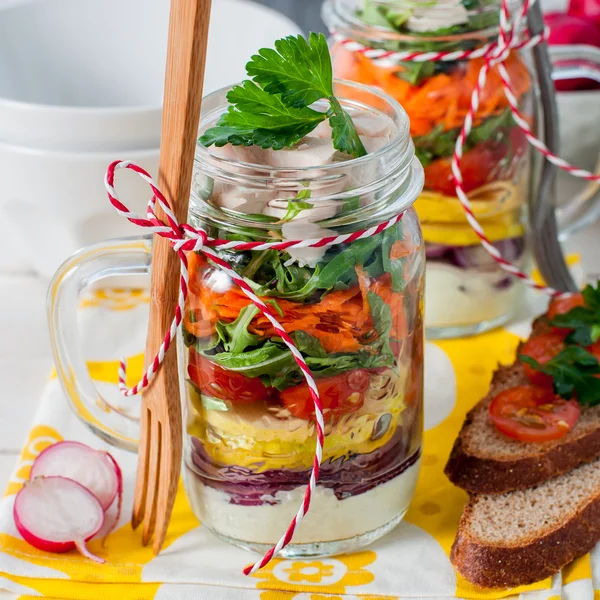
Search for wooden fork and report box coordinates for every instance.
[131,0,212,554]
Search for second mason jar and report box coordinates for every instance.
[324,0,534,337]
[180,80,425,557]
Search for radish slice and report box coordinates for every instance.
[14,476,105,563]
[102,452,123,541]
[31,441,119,511]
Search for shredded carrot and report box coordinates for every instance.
[333,43,532,138]
[184,249,413,354]
[390,240,417,261]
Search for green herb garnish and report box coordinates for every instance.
[551,284,600,347]
[520,346,600,407]
[414,107,515,166]
[200,33,367,158]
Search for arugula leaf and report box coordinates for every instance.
[317,235,382,289]
[293,331,328,358]
[201,34,367,158]
[360,0,393,27]
[381,225,405,292]
[246,32,333,109]
[413,107,515,164]
[520,346,600,406]
[551,284,600,346]
[341,194,361,215]
[395,61,436,86]
[200,81,327,150]
[215,305,261,354]
[368,291,394,356]
[207,341,296,379]
[270,347,395,390]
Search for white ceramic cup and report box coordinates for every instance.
[0,141,160,277]
[0,0,302,151]
[0,0,302,276]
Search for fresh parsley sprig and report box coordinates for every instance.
[520,346,600,407]
[200,33,367,158]
[551,283,600,346]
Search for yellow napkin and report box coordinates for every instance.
[0,267,596,600]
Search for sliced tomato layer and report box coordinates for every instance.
[520,332,566,387]
[489,385,580,442]
[280,369,371,422]
[187,348,273,404]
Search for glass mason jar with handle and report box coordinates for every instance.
[323,0,600,338]
[48,81,426,558]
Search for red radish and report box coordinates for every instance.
[545,12,600,91]
[30,441,120,511]
[568,0,600,28]
[13,476,105,563]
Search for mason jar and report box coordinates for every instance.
[48,80,426,558]
[323,0,535,338]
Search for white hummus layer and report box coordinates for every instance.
[184,458,421,545]
[425,262,522,328]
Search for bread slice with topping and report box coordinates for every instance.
[445,359,600,494]
[451,456,600,588]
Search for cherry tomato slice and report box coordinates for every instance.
[187,348,272,404]
[489,385,580,442]
[547,293,585,334]
[520,332,566,387]
[280,369,371,421]
[423,145,506,196]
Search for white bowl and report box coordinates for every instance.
[0,141,159,277]
[0,0,302,151]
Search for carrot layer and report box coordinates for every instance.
[184,255,408,354]
[334,46,531,138]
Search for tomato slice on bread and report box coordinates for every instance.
[489,385,580,442]
[520,332,565,386]
[547,293,585,334]
[547,293,585,321]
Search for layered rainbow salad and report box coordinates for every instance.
[328,0,534,332]
[182,109,424,551]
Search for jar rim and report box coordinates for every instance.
[322,0,501,45]
[191,79,423,232]
[194,78,412,174]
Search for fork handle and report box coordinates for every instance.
[138,0,212,552]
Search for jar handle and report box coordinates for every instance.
[548,44,600,238]
[47,236,152,452]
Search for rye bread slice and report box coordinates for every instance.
[445,361,600,495]
[451,456,600,588]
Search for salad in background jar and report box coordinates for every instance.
[323,0,534,337]
[181,45,425,556]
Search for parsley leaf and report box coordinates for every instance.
[328,96,368,158]
[520,346,600,406]
[246,32,332,109]
[200,81,327,150]
[200,34,367,158]
[551,283,600,346]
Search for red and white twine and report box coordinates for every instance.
[335,0,600,298]
[104,159,404,574]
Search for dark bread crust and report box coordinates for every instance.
[446,418,600,494]
[450,491,600,588]
[445,322,600,494]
